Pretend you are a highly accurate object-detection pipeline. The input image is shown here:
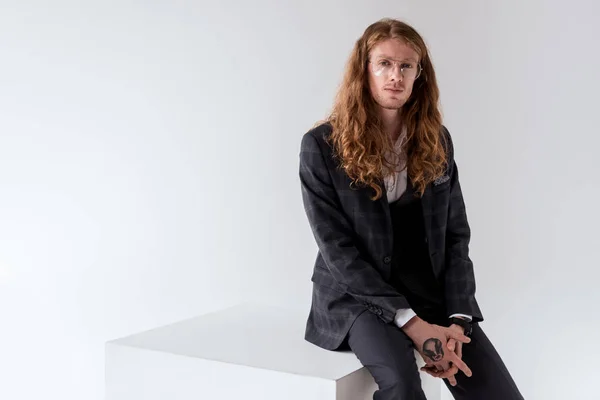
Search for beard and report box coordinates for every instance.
[373,90,407,110]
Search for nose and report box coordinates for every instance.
[389,64,403,81]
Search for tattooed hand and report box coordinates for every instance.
[401,316,472,385]
[420,323,467,386]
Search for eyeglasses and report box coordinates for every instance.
[369,58,422,80]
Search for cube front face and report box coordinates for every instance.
[106,343,442,400]
[105,343,337,400]
[336,368,377,400]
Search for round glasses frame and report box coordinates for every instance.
[368,60,423,80]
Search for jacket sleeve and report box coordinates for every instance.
[442,127,484,322]
[299,132,411,324]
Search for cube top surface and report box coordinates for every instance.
[108,302,364,380]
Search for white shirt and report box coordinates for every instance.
[384,126,472,327]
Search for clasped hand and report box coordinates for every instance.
[419,324,471,386]
[402,317,472,387]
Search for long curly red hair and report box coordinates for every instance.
[321,18,448,200]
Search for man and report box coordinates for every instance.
[299,18,524,399]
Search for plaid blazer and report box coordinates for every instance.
[299,122,484,351]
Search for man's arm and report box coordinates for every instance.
[442,127,483,322]
[395,308,417,327]
[300,131,410,323]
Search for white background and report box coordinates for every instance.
[0,1,598,399]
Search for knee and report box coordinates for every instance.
[374,365,423,396]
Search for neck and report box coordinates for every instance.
[379,107,403,142]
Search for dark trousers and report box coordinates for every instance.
[344,310,524,400]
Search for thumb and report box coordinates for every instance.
[447,338,456,352]
[448,328,471,343]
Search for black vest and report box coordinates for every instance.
[389,180,446,323]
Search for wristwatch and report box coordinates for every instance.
[449,317,472,337]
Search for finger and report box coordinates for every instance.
[448,374,458,386]
[457,342,463,359]
[421,368,443,378]
[448,353,472,377]
[423,362,436,371]
[437,361,451,371]
[447,338,456,352]
[427,364,450,377]
[420,366,443,378]
[438,364,459,379]
[448,329,471,344]
[423,364,446,375]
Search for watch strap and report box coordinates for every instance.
[449,317,472,336]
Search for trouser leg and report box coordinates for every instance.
[444,323,524,400]
[346,310,427,400]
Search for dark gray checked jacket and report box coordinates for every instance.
[299,122,484,351]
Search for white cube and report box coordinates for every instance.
[105,302,441,400]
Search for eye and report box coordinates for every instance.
[401,63,413,69]
[378,60,391,66]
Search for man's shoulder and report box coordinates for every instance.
[440,124,451,142]
[301,121,334,153]
[440,124,454,160]
[304,121,333,142]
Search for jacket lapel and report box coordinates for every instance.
[419,183,443,280]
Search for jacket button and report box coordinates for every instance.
[383,256,392,264]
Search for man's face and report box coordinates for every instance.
[367,38,421,110]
